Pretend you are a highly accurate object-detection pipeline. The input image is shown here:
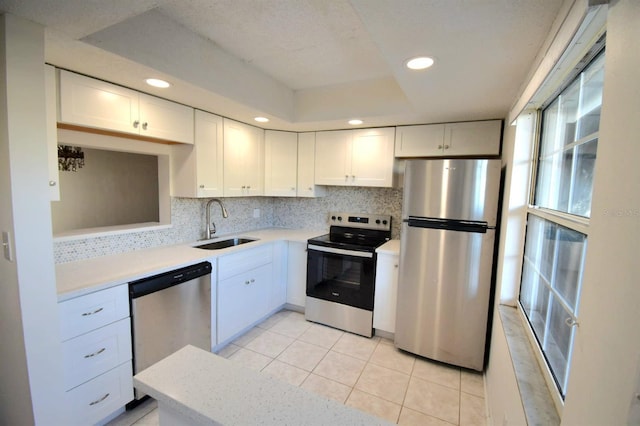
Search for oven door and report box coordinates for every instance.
[306,244,376,311]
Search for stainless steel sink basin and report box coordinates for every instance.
[194,237,257,250]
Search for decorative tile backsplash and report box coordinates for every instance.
[53,187,403,264]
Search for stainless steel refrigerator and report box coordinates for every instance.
[395,159,501,371]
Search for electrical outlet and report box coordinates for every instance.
[2,231,13,262]
[253,208,260,219]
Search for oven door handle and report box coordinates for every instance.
[307,244,373,259]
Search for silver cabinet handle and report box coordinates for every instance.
[81,307,103,317]
[308,187,312,191]
[444,145,450,150]
[351,175,355,180]
[247,185,251,189]
[437,144,443,149]
[89,393,110,406]
[84,347,106,359]
[49,181,57,186]
[245,280,250,285]
[251,278,255,283]
[142,122,148,130]
[241,185,246,189]
[133,120,140,128]
[345,175,349,180]
[394,264,399,268]
[291,187,295,191]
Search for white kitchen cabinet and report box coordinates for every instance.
[58,283,133,425]
[217,244,273,344]
[264,130,298,197]
[286,241,307,308]
[297,132,326,197]
[395,120,501,157]
[315,127,395,187]
[270,241,288,311]
[223,118,264,197]
[172,110,224,197]
[373,252,399,334]
[45,65,60,200]
[59,70,194,144]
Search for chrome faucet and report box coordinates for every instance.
[205,198,229,239]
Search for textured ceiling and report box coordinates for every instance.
[0,0,565,131]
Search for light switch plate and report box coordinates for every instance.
[2,231,13,262]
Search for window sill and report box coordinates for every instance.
[498,305,561,425]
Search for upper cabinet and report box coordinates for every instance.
[315,127,395,187]
[59,70,194,144]
[264,130,298,197]
[296,133,325,198]
[223,118,264,197]
[172,110,224,198]
[45,65,60,201]
[395,120,502,157]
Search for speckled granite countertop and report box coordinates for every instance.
[134,345,392,426]
[56,228,325,301]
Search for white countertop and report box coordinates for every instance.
[376,239,400,255]
[56,227,325,301]
[134,345,392,426]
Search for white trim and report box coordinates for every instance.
[527,207,590,235]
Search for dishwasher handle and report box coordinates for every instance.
[129,261,212,299]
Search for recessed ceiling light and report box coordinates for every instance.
[254,116,269,123]
[348,119,363,125]
[406,56,435,70]
[145,78,171,88]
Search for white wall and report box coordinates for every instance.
[0,14,65,424]
[562,1,640,423]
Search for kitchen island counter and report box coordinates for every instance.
[134,344,391,426]
[56,227,325,301]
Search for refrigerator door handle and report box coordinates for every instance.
[405,216,489,233]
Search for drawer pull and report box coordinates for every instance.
[81,307,104,317]
[88,393,110,406]
[83,347,106,359]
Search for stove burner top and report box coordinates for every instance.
[308,212,392,252]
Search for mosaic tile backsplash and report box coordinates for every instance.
[53,187,403,264]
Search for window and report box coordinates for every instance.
[519,51,604,398]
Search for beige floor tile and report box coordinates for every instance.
[404,376,460,425]
[460,392,487,426]
[300,373,352,403]
[345,389,401,424]
[398,407,456,426]
[269,313,313,338]
[244,330,295,358]
[228,348,272,371]
[412,358,461,390]
[369,341,416,374]
[378,337,395,346]
[131,408,159,426]
[257,310,291,329]
[461,370,485,397]
[215,343,240,359]
[298,323,344,349]
[332,332,380,361]
[276,340,328,371]
[261,359,309,387]
[313,350,366,387]
[231,326,265,347]
[355,363,410,404]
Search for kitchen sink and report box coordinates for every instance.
[194,237,257,250]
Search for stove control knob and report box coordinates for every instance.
[382,220,388,225]
[331,215,336,221]
[337,216,342,221]
[375,219,381,224]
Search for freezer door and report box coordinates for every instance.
[395,223,495,371]
[403,159,501,225]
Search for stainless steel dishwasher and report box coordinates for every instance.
[129,261,212,400]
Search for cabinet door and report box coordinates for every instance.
[265,130,297,197]
[45,65,59,200]
[59,70,139,135]
[223,119,264,197]
[194,110,223,197]
[351,127,395,187]
[286,241,307,307]
[138,93,194,144]
[444,120,502,156]
[297,133,326,197]
[394,124,445,157]
[314,130,351,186]
[218,263,272,344]
[373,253,399,333]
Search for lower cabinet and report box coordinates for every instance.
[58,284,133,425]
[373,252,400,334]
[217,244,274,345]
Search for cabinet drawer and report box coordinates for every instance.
[65,361,133,426]
[59,284,129,341]
[62,318,132,391]
[218,244,272,280]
